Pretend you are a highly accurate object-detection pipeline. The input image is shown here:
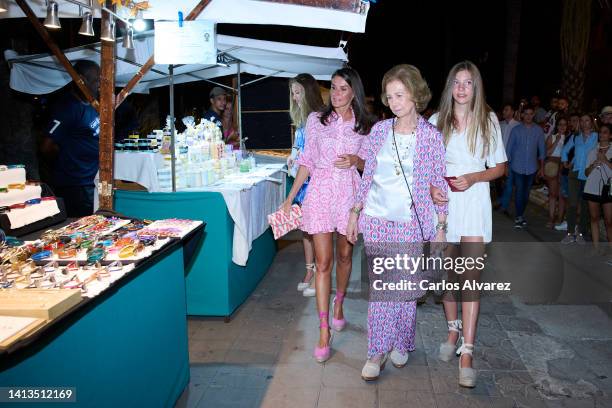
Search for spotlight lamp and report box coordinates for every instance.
[44,1,61,29]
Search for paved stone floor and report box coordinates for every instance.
[177,207,612,408]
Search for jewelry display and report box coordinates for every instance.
[0,215,200,300]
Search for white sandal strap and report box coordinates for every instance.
[305,263,316,270]
[447,319,462,333]
[457,342,474,356]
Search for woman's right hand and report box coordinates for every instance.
[346,212,359,244]
[280,199,292,215]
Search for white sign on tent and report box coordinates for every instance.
[154,20,216,65]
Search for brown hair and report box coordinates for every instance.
[289,74,324,128]
[436,61,493,157]
[380,64,431,113]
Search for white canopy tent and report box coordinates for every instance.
[0,0,369,33]
[1,0,368,195]
[6,32,348,95]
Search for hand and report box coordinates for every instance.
[334,154,357,169]
[346,212,359,244]
[537,168,544,179]
[430,185,448,206]
[279,199,292,215]
[451,174,475,191]
[562,161,570,169]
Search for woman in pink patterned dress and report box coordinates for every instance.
[281,67,375,363]
[346,65,448,381]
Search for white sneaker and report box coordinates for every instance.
[361,354,388,381]
[303,286,316,297]
[575,234,586,245]
[390,349,409,368]
[554,221,568,231]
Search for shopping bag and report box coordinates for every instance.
[267,204,302,239]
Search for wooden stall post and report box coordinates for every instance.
[98,3,116,210]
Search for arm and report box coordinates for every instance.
[537,131,546,178]
[429,129,449,217]
[453,116,507,190]
[561,136,574,168]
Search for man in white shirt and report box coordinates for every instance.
[500,104,520,150]
[495,104,520,209]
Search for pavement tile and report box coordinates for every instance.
[224,339,281,364]
[378,390,436,408]
[317,386,377,408]
[197,385,264,408]
[210,364,274,389]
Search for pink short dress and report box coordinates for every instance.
[297,111,366,236]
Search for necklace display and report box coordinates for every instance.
[391,122,417,176]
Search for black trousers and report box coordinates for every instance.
[54,184,95,217]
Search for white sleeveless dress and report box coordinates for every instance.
[429,112,507,243]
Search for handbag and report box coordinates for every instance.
[544,160,560,178]
[267,204,302,240]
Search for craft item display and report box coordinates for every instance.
[0,164,60,229]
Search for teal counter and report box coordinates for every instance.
[0,242,190,408]
[114,190,276,318]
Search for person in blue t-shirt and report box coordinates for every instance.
[202,86,226,134]
[41,60,100,217]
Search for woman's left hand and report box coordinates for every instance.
[334,154,357,169]
[451,174,475,191]
[430,185,448,206]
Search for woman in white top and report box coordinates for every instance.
[544,117,570,228]
[584,123,612,253]
[429,61,507,388]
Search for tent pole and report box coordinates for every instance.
[169,65,177,193]
[98,4,116,211]
[237,61,244,151]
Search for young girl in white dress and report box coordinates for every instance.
[429,61,507,388]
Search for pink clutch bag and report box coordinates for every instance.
[267,204,303,239]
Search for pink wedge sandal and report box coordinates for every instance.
[332,291,346,331]
[313,311,333,363]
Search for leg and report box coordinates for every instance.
[604,204,612,244]
[558,186,567,223]
[588,201,601,248]
[566,172,580,235]
[393,301,418,355]
[513,172,528,218]
[579,197,590,237]
[500,170,514,210]
[333,234,354,323]
[459,236,485,370]
[547,176,559,226]
[300,232,315,284]
[312,233,333,349]
[441,244,460,348]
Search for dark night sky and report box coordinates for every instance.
[1,0,608,112]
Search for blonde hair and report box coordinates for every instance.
[289,74,324,128]
[381,64,431,113]
[436,61,493,157]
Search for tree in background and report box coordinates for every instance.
[560,0,592,112]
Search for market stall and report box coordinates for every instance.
[4,0,369,318]
[0,208,203,407]
[8,32,348,317]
